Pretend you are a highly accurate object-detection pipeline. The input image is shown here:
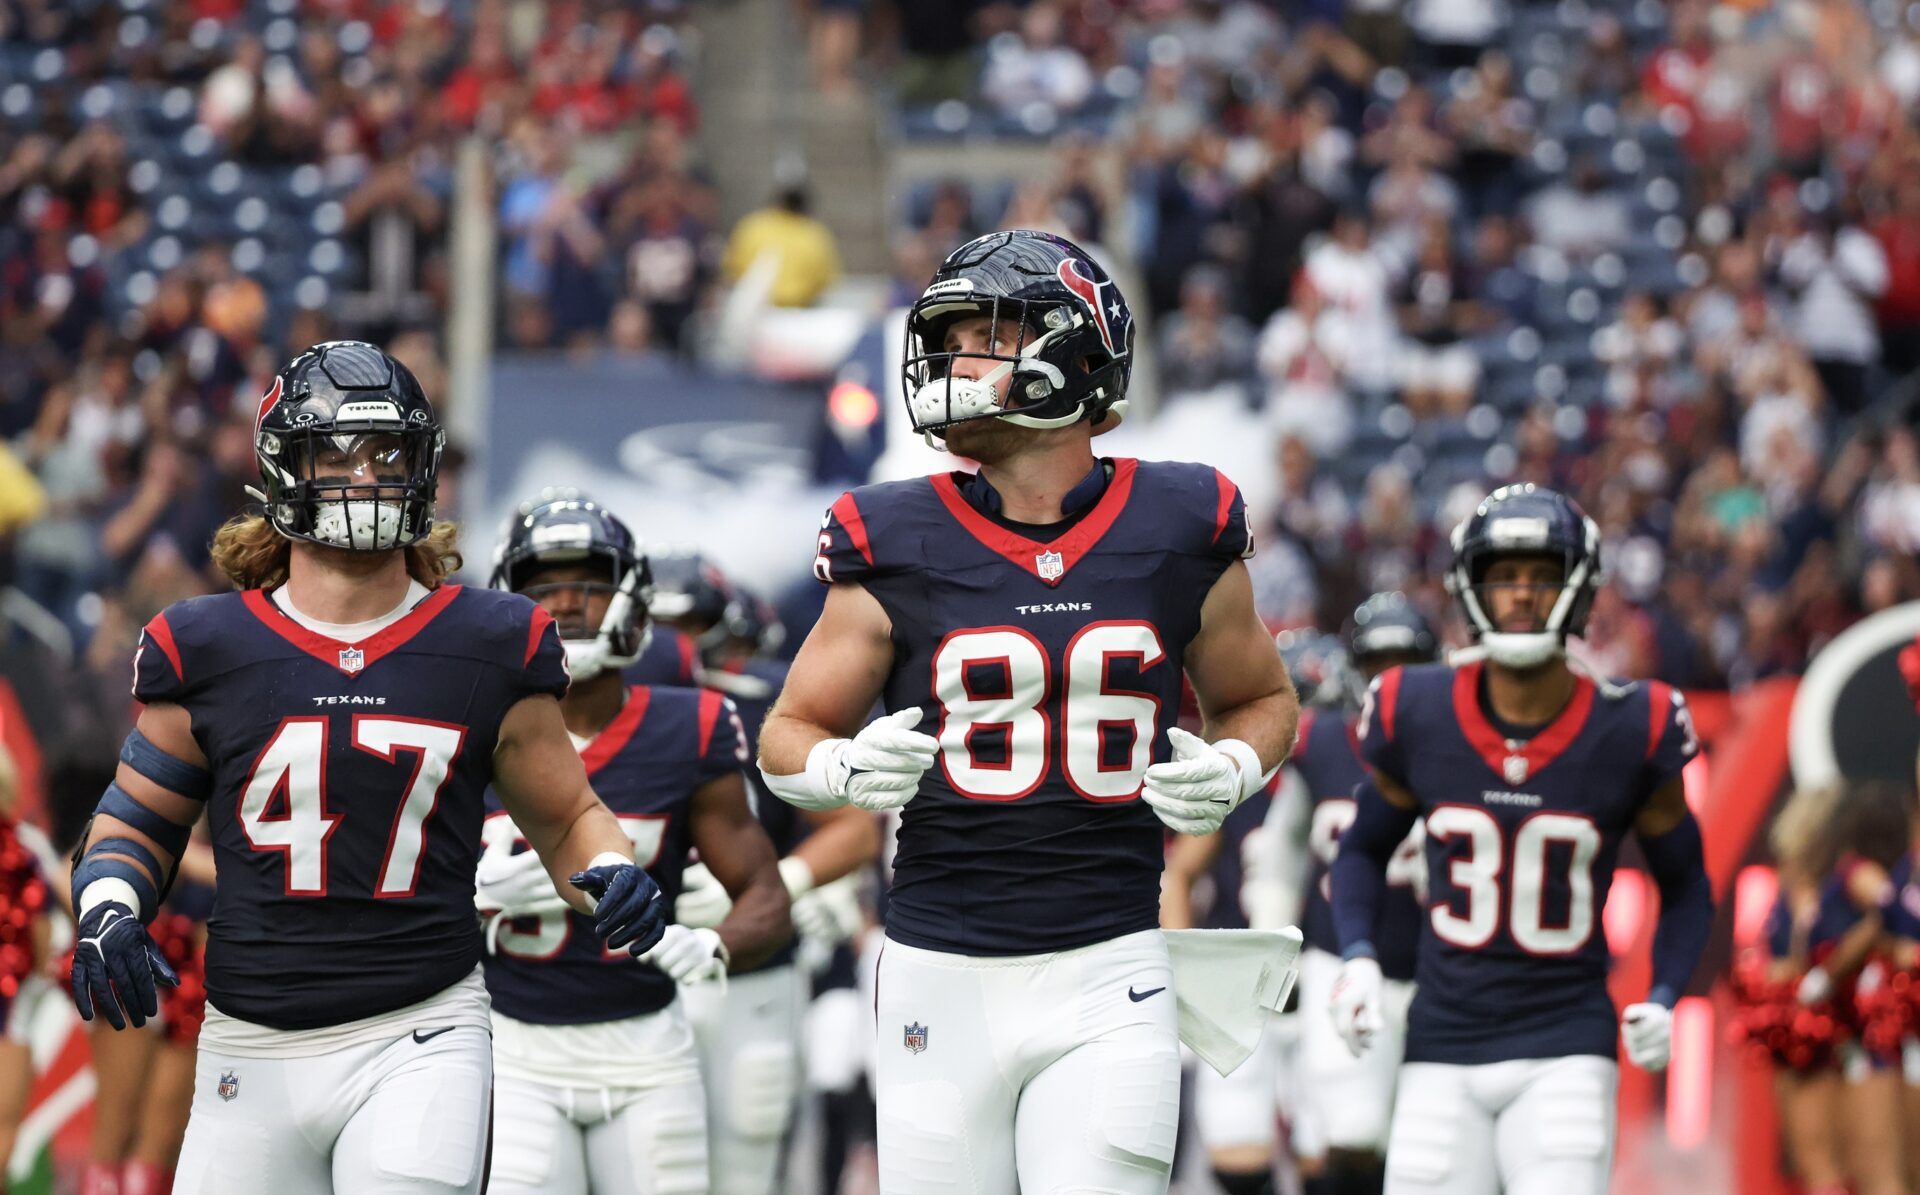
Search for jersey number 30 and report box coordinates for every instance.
[1425,808,1602,955]
[932,623,1164,803]
[239,716,466,898]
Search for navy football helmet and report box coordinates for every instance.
[1348,592,1439,676]
[901,229,1133,438]
[727,585,786,659]
[1276,629,1360,709]
[1444,484,1602,668]
[252,341,444,551]
[647,549,734,656]
[492,491,651,681]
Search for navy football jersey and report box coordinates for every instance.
[1294,711,1423,980]
[131,585,569,1030]
[700,657,801,974]
[1885,854,1920,944]
[1765,879,1860,960]
[1358,660,1698,1064]
[624,625,700,687]
[814,457,1253,955]
[482,685,745,1025]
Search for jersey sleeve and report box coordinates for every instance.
[813,491,879,585]
[132,611,188,705]
[1640,682,1699,794]
[1207,468,1254,561]
[695,691,750,783]
[517,607,572,701]
[1356,668,1410,787]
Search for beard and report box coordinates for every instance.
[940,416,1030,465]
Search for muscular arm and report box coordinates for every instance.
[1160,831,1225,930]
[758,583,894,776]
[77,703,204,911]
[1184,560,1299,777]
[492,694,636,916]
[688,774,791,971]
[791,806,882,886]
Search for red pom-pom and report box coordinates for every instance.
[1728,952,1845,1071]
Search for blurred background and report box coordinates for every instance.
[6,0,1920,1191]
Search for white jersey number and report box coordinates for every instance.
[931,622,1166,802]
[1424,806,1602,954]
[1309,797,1423,899]
[480,814,669,962]
[239,716,467,897]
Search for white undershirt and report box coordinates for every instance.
[269,579,432,641]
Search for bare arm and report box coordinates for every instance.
[1184,560,1300,776]
[1160,831,1225,930]
[791,806,883,886]
[758,583,895,776]
[492,694,636,915]
[688,774,791,971]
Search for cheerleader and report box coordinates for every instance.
[1883,764,1920,1191]
[0,745,49,1183]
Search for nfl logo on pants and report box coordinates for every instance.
[217,1071,240,1102]
[903,1022,928,1055]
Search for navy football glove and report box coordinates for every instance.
[70,902,178,1031]
[569,863,668,956]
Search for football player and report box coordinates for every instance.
[651,548,881,1195]
[1328,485,1714,1195]
[67,342,670,1195]
[479,496,791,1195]
[1291,596,1436,1195]
[758,230,1298,1193]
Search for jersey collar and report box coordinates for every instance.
[242,584,462,679]
[1449,661,1595,785]
[929,457,1138,587]
[958,458,1109,520]
[580,686,652,774]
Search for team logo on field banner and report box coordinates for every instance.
[1036,550,1064,582]
[217,1071,240,1101]
[904,1022,928,1054]
[338,647,365,674]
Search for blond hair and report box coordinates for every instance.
[1769,783,1844,882]
[210,514,463,591]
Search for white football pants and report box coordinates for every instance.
[680,965,804,1195]
[1385,1055,1620,1195]
[490,1072,708,1194]
[174,1024,492,1194]
[874,929,1181,1195]
[1297,946,1415,1152]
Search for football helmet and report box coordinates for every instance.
[252,341,444,551]
[1347,591,1439,675]
[1275,629,1360,709]
[491,492,651,681]
[727,584,786,658]
[901,229,1133,439]
[1444,484,1602,669]
[647,549,734,655]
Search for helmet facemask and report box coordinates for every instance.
[259,425,442,551]
[514,553,653,683]
[901,294,1127,443]
[1450,547,1598,669]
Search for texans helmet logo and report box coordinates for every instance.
[1055,258,1129,357]
[253,376,283,435]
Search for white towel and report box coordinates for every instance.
[1163,927,1303,1077]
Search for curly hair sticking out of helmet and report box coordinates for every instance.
[211,514,462,592]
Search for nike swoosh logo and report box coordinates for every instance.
[1127,986,1166,1003]
[412,1026,457,1044]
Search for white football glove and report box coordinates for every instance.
[792,872,864,946]
[475,849,568,920]
[639,924,728,985]
[1328,955,1385,1058]
[675,862,731,930]
[1620,1002,1672,1071]
[1796,965,1832,1006]
[1141,728,1256,836]
[832,709,940,812]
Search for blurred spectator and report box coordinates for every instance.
[722,185,842,309]
[809,0,867,100]
[1157,266,1256,402]
[1593,292,1686,409]
[1395,219,1482,418]
[1777,211,1888,418]
[1256,274,1355,456]
[1526,157,1630,259]
[1870,170,1920,383]
[1441,51,1533,219]
[1300,210,1400,393]
[981,1,1094,120]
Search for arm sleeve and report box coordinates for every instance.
[696,692,749,783]
[518,607,572,700]
[1329,775,1421,959]
[813,492,879,586]
[1640,810,1714,1007]
[132,612,188,705]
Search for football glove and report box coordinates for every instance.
[674,861,731,930]
[1328,955,1384,1058]
[475,849,568,920]
[570,861,668,956]
[1620,1002,1673,1071]
[639,924,728,985]
[835,709,939,812]
[70,902,178,1031]
[1141,728,1258,836]
[793,872,864,946]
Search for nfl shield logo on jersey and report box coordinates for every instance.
[1503,754,1529,785]
[1036,550,1064,582]
[904,1022,929,1054]
[338,647,365,674]
[217,1071,240,1102]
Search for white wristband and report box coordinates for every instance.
[758,738,853,811]
[579,851,633,914]
[78,877,142,921]
[779,855,815,901]
[1214,738,1267,803]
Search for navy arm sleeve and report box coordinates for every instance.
[1640,810,1713,1007]
[1329,775,1420,960]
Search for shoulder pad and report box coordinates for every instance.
[1130,459,1254,560]
[812,478,934,585]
